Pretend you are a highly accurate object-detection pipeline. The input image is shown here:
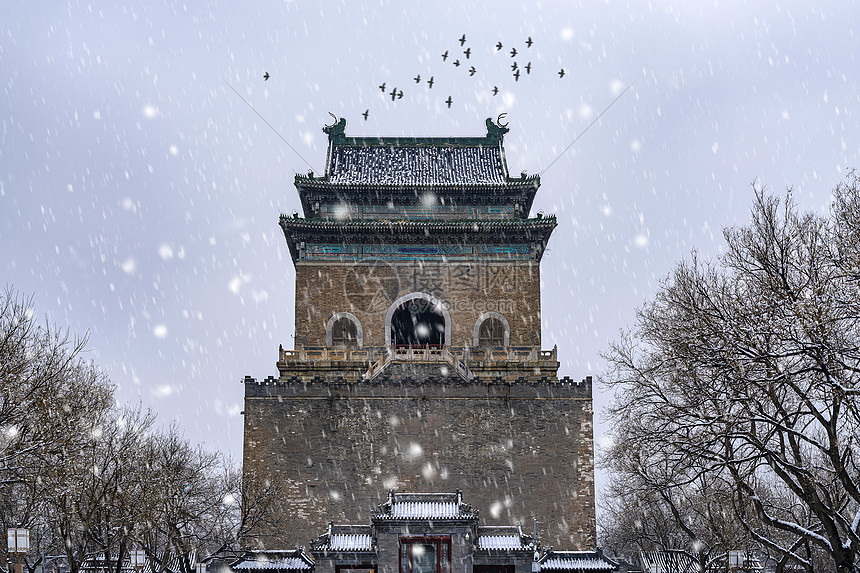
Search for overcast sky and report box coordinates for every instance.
[2,1,859,497]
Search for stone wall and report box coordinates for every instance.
[293,261,542,348]
[242,375,595,551]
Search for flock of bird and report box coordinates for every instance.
[262,34,568,120]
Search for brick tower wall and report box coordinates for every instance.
[242,374,596,550]
[293,261,542,348]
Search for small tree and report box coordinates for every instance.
[202,467,290,558]
[602,173,860,573]
[599,446,754,571]
[137,427,225,573]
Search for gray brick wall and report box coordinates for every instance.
[242,376,596,550]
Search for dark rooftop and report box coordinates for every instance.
[327,143,507,186]
[296,117,541,189]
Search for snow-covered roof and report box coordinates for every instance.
[311,524,375,552]
[392,500,459,518]
[327,144,508,186]
[231,550,314,571]
[330,533,373,551]
[540,551,616,572]
[277,216,557,264]
[309,117,522,188]
[81,550,197,573]
[293,118,542,220]
[279,217,556,232]
[476,526,535,551]
[373,490,478,521]
[637,550,698,573]
[232,559,311,571]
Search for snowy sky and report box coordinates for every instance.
[2,1,859,495]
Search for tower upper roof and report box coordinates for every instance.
[326,140,508,186]
[294,117,541,219]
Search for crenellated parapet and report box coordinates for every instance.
[245,373,592,398]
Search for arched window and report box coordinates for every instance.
[473,312,510,348]
[331,317,358,347]
[325,312,363,347]
[478,318,505,347]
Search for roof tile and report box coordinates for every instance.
[540,552,616,572]
[373,491,478,521]
[328,145,507,186]
[231,550,314,572]
[329,533,373,551]
[477,535,529,550]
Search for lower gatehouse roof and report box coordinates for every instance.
[232,492,615,572]
[231,550,315,571]
[372,490,478,521]
[475,526,535,551]
[540,551,617,572]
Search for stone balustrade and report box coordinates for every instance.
[278,344,557,364]
[276,343,559,383]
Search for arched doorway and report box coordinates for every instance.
[386,293,449,348]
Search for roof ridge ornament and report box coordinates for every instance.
[323,113,347,143]
[485,114,510,143]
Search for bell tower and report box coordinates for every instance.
[242,117,595,551]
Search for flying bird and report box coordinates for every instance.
[263,72,270,81]
[441,50,449,61]
[525,62,532,74]
[492,86,499,96]
[362,109,369,120]
[427,76,434,88]
[463,47,471,59]
[558,69,565,78]
[389,88,403,100]
[513,69,520,81]
[453,59,461,67]
[459,34,466,46]
[526,36,533,48]
[379,82,386,92]
[495,41,503,50]
[511,61,518,71]
[510,47,517,57]
[414,74,421,83]
[468,66,476,76]
[445,96,453,108]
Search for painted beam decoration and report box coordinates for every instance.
[300,243,534,263]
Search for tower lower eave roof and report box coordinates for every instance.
[278,216,557,262]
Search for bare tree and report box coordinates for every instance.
[40,404,156,573]
[1,287,115,573]
[136,426,226,573]
[599,445,756,572]
[202,467,290,559]
[1,287,288,573]
[1,288,107,479]
[602,174,860,573]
